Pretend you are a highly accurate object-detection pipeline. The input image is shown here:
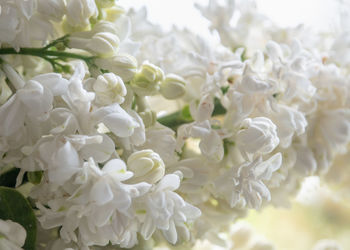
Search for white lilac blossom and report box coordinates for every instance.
[235,117,280,160]
[0,0,350,249]
[0,0,54,49]
[213,153,282,209]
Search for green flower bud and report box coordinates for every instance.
[127,149,165,184]
[130,62,164,96]
[159,73,187,99]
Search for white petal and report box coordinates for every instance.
[32,73,69,96]
[157,174,180,191]
[90,179,113,205]
[162,220,177,245]
[103,113,138,137]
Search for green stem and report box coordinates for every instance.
[0,47,94,63]
[42,34,70,50]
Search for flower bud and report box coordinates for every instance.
[159,74,187,99]
[69,32,120,57]
[88,73,126,105]
[94,54,138,82]
[86,32,120,57]
[127,149,165,184]
[139,110,157,128]
[130,62,164,96]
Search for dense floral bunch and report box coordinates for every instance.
[0,0,349,249]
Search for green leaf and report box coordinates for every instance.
[0,187,37,250]
[0,168,20,187]
[27,171,43,185]
[181,105,192,121]
[0,167,28,187]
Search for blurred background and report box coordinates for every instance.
[118,1,350,249]
[119,0,342,34]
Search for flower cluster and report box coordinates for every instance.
[0,0,349,249]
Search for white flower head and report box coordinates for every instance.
[0,0,54,49]
[213,153,282,209]
[136,174,201,244]
[236,117,279,160]
[85,73,127,106]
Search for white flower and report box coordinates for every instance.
[37,158,151,249]
[127,149,165,184]
[213,153,282,209]
[37,0,66,22]
[0,219,26,250]
[93,103,141,139]
[270,105,307,148]
[137,123,178,164]
[135,174,201,244]
[85,73,127,106]
[39,140,81,185]
[236,117,279,160]
[189,94,214,123]
[236,67,274,94]
[318,109,350,154]
[0,0,53,49]
[177,120,224,162]
[0,71,69,136]
[66,0,98,28]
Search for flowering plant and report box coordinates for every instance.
[0,0,349,249]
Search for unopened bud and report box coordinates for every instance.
[127,150,165,184]
[159,74,187,99]
[88,72,126,105]
[94,54,138,82]
[131,62,164,96]
[87,32,120,57]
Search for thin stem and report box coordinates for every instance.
[42,34,70,50]
[0,47,94,62]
